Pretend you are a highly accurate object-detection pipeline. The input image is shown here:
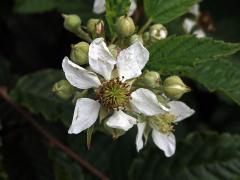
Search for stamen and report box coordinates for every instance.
[150,113,176,134]
[96,78,131,109]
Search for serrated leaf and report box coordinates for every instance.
[129,132,240,180]
[144,0,197,24]
[184,60,240,106]
[146,35,240,72]
[105,0,131,36]
[10,69,73,126]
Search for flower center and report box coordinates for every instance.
[150,113,176,134]
[96,78,131,109]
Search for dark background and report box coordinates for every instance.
[0,0,240,179]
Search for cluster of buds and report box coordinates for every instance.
[53,11,194,157]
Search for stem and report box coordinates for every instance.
[0,86,109,180]
[138,18,153,35]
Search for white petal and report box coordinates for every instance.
[136,122,146,152]
[68,98,100,134]
[89,38,116,80]
[117,42,149,81]
[106,110,137,131]
[182,18,196,33]
[168,101,195,122]
[93,0,106,14]
[193,29,206,38]
[189,4,200,17]
[128,0,137,16]
[62,57,101,89]
[130,88,169,116]
[152,130,176,157]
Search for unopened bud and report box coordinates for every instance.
[115,15,135,37]
[129,34,143,45]
[143,71,160,88]
[87,19,104,37]
[149,24,168,42]
[70,42,89,65]
[135,70,161,89]
[62,14,81,33]
[142,32,150,44]
[163,76,191,100]
[52,80,75,100]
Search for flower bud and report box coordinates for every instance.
[142,32,150,44]
[163,76,191,100]
[149,24,168,42]
[52,80,75,100]
[135,70,161,89]
[143,70,160,88]
[62,14,81,33]
[108,44,120,59]
[70,42,89,65]
[87,19,104,37]
[115,15,135,37]
[128,34,143,45]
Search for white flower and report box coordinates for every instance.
[193,29,206,38]
[182,18,196,34]
[189,4,200,17]
[130,89,195,157]
[93,0,137,16]
[182,3,206,38]
[62,38,150,134]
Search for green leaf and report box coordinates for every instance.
[10,69,73,126]
[129,132,240,180]
[146,35,240,72]
[184,60,240,106]
[144,0,198,24]
[105,0,131,36]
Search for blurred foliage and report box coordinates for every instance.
[0,0,240,180]
[10,69,73,126]
[129,132,240,180]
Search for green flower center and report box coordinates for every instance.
[150,113,176,134]
[96,78,131,109]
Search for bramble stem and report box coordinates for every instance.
[138,18,153,34]
[0,86,109,180]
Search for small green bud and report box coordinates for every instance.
[87,19,104,37]
[108,44,119,59]
[115,16,135,37]
[52,80,75,100]
[149,24,168,42]
[70,42,89,65]
[142,70,160,88]
[142,32,150,44]
[62,14,81,33]
[163,76,191,100]
[134,70,161,89]
[129,34,143,45]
